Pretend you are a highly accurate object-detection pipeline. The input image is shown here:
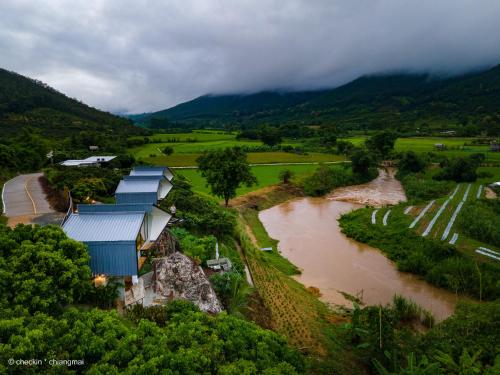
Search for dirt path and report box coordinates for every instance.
[233,240,254,287]
[171,161,350,169]
[2,173,64,227]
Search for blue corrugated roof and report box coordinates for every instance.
[63,212,144,241]
[115,179,159,193]
[123,175,164,181]
[77,203,154,213]
[130,166,169,176]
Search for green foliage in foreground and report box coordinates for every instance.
[0,225,92,316]
[458,199,500,247]
[0,302,304,374]
[339,208,500,299]
[346,298,500,374]
[0,223,304,374]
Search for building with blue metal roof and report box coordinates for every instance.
[115,178,172,205]
[77,203,172,241]
[130,166,174,181]
[63,211,146,277]
[63,204,171,279]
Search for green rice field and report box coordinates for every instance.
[344,137,500,162]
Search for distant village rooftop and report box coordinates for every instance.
[60,156,116,167]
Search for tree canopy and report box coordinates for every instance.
[259,125,282,147]
[197,147,257,206]
[0,224,91,316]
[365,131,398,158]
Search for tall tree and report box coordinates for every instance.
[398,151,428,175]
[259,126,282,147]
[351,149,376,176]
[197,147,257,206]
[365,131,398,158]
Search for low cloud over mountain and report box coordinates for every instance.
[1,0,500,113]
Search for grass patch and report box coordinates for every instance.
[177,164,320,196]
[240,208,299,276]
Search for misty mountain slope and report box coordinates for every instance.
[135,65,500,130]
[0,68,139,138]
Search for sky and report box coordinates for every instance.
[1,0,500,114]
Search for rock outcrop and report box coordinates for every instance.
[154,227,180,256]
[153,252,222,314]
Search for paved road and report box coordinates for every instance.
[2,173,64,227]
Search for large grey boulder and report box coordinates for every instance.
[153,252,222,314]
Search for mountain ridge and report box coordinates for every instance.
[0,68,141,139]
[132,65,500,133]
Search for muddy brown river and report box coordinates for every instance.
[259,169,456,320]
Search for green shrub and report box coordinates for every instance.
[171,227,216,265]
[458,200,500,247]
[400,173,454,201]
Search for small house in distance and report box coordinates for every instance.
[130,166,174,181]
[434,143,446,150]
[440,130,456,136]
[60,156,116,167]
[89,145,99,151]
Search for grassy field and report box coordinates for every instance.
[344,136,500,162]
[130,133,500,168]
[177,164,330,195]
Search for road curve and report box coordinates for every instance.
[2,173,63,227]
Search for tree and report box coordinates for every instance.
[365,131,398,158]
[398,151,428,175]
[433,156,478,182]
[320,126,337,147]
[279,169,294,184]
[0,225,91,314]
[259,126,282,146]
[163,146,174,155]
[351,149,376,176]
[337,140,355,156]
[197,147,257,206]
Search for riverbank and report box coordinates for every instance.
[227,157,500,374]
[260,198,457,321]
[232,183,367,373]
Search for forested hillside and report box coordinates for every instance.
[0,68,141,138]
[0,68,147,177]
[134,65,500,134]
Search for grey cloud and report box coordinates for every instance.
[1,0,500,113]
